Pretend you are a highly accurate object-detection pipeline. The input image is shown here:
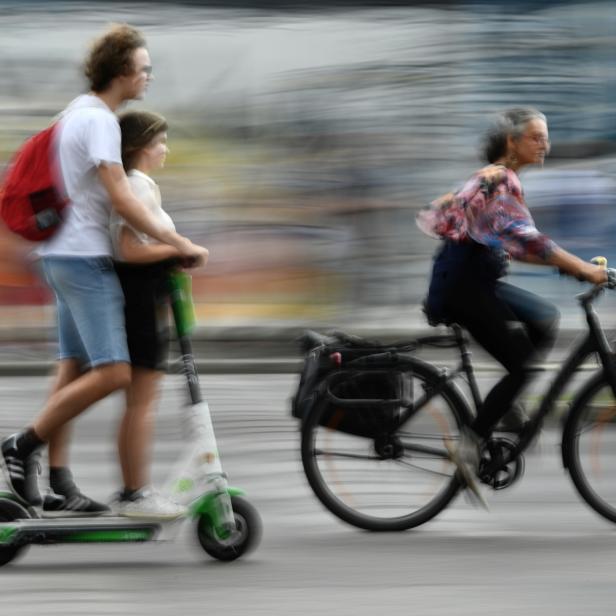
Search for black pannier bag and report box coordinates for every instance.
[291,332,409,438]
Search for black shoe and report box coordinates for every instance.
[1,435,43,506]
[42,490,66,511]
[42,489,109,516]
[47,468,109,516]
[495,403,530,434]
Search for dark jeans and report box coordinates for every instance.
[444,280,560,438]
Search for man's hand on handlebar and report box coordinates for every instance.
[176,238,209,269]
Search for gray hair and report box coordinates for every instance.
[481,107,547,163]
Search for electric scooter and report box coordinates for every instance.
[0,271,262,566]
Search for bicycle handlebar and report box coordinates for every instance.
[576,267,616,305]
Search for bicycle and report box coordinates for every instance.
[295,271,616,531]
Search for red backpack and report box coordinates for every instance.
[0,123,68,242]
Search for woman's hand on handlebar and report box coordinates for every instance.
[582,262,608,286]
[588,257,616,289]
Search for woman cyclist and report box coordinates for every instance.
[417,107,606,479]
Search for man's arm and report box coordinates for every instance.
[117,225,209,266]
[98,163,207,264]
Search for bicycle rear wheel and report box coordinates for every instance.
[301,357,471,531]
[563,372,616,524]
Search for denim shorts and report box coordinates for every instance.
[41,256,130,368]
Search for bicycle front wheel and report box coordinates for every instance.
[563,372,616,524]
[300,358,470,531]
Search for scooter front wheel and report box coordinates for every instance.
[196,495,261,561]
[0,498,30,567]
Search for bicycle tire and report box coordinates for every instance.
[301,355,472,531]
[562,371,616,524]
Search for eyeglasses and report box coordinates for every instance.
[523,134,550,146]
[139,65,153,76]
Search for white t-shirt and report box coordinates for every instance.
[110,169,175,262]
[38,94,122,257]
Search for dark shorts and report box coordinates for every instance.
[114,261,171,371]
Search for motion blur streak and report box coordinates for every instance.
[0,1,614,331]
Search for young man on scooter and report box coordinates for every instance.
[0,24,208,514]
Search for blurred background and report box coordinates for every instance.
[1,5,616,610]
[1,0,615,344]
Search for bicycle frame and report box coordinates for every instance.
[506,285,616,464]
[320,284,616,472]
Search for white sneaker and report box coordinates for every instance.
[114,488,186,520]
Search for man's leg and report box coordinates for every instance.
[33,363,130,440]
[2,256,131,506]
[46,358,82,468]
[46,359,119,513]
[1,362,130,505]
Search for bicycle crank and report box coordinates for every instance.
[478,437,524,490]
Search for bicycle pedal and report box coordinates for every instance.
[463,480,489,510]
[444,440,489,511]
[457,463,489,510]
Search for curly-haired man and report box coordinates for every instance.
[1,24,208,515]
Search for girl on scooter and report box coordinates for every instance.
[110,110,209,517]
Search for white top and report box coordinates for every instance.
[38,94,122,257]
[110,169,175,262]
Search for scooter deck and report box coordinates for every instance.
[0,516,172,546]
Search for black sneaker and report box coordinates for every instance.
[42,489,108,516]
[47,468,109,516]
[1,435,43,506]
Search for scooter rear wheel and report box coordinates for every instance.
[0,498,30,567]
[196,495,261,561]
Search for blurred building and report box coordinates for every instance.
[0,0,615,328]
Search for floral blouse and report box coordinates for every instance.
[416,164,556,261]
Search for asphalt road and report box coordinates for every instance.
[0,373,615,616]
